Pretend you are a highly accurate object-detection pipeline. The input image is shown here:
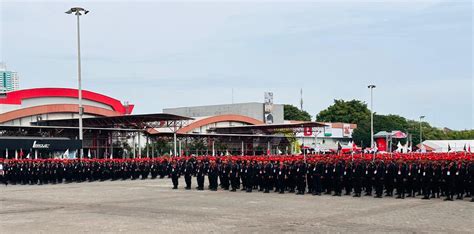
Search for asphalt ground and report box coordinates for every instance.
[1,178,473,233]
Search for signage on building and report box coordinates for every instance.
[343,124,351,137]
[32,141,50,149]
[264,92,274,124]
[0,138,81,151]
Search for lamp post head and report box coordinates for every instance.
[65,7,89,15]
[368,85,376,89]
[420,115,425,119]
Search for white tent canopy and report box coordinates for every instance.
[419,140,474,152]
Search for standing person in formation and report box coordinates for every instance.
[263,160,273,193]
[454,161,466,200]
[374,160,386,198]
[208,161,219,191]
[245,161,255,193]
[385,160,396,197]
[352,160,363,197]
[395,160,407,199]
[432,162,442,198]
[285,162,296,193]
[312,161,323,196]
[170,161,180,189]
[296,160,307,195]
[469,162,474,202]
[365,161,375,196]
[229,160,240,192]
[276,162,286,194]
[322,160,332,194]
[183,160,194,190]
[195,160,205,190]
[220,160,231,190]
[343,161,352,195]
[443,161,455,201]
[421,162,432,200]
[333,160,343,196]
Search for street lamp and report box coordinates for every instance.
[66,7,89,159]
[368,85,376,149]
[419,115,425,144]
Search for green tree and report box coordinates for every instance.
[316,99,371,124]
[316,99,473,148]
[284,104,312,121]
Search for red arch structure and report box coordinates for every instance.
[177,114,264,134]
[0,104,121,124]
[0,88,133,124]
[0,88,134,114]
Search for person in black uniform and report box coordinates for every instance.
[352,160,364,197]
[443,161,455,201]
[364,161,375,196]
[295,161,306,195]
[245,161,255,193]
[395,161,407,199]
[276,162,286,194]
[322,161,333,194]
[183,161,194,190]
[312,161,323,196]
[431,162,441,198]
[229,161,240,192]
[170,161,180,189]
[454,161,466,200]
[264,161,273,193]
[195,160,205,190]
[221,160,231,190]
[374,160,386,198]
[406,162,417,197]
[343,161,352,195]
[421,162,432,200]
[468,162,474,202]
[208,161,219,191]
[385,160,396,197]
[333,160,344,196]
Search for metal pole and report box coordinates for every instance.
[241,141,244,156]
[420,118,423,144]
[179,140,182,157]
[370,87,374,149]
[133,134,136,159]
[146,135,149,158]
[76,13,84,159]
[212,140,215,156]
[138,132,141,158]
[173,132,177,157]
[110,132,113,159]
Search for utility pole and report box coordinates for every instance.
[367,85,376,149]
[66,7,89,158]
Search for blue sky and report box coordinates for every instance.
[1,0,472,130]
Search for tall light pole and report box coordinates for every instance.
[419,115,425,144]
[66,7,89,159]
[368,85,376,149]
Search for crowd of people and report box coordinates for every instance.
[1,153,473,202]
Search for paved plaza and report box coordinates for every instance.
[1,178,473,233]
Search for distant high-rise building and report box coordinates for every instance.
[0,63,20,92]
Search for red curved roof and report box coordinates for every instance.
[177,114,264,134]
[0,88,134,115]
[0,104,120,124]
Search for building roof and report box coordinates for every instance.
[0,88,134,115]
[32,113,193,129]
[374,130,407,139]
[209,122,327,134]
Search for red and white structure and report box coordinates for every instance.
[0,88,134,126]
